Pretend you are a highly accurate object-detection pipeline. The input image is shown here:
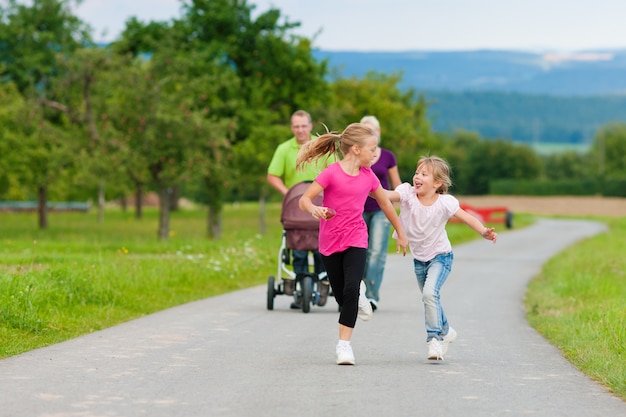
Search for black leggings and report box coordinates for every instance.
[322,247,367,328]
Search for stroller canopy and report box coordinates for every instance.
[281,182,323,230]
[281,181,323,251]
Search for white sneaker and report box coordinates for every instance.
[442,327,457,355]
[443,327,457,343]
[336,342,355,365]
[358,281,373,321]
[427,338,444,360]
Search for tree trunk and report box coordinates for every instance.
[134,184,143,219]
[204,176,224,240]
[258,191,267,235]
[97,182,105,223]
[207,204,222,239]
[119,194,128,212]
[169,184,180,211]
[37,185,48,229]
[157,186,171,240]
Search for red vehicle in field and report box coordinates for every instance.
[453,203,513,229]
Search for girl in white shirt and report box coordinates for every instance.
[386,156,497,360]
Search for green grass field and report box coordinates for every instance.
[0,204,623,401]
[525,216,626,400]
[0,204,284,357]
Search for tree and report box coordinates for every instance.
[0,0,90,95]
[542,151,590,181]
[0,0,91,227]
[44,46,130,222]
[115,0,330,236]
[590,123,626,180]
[107,29,241,239]
[181,0,327,124]
[460,139,542,195]
[97,53,157,220]
[11,101,77,228]
[0,82,28,199]
[440,130,483,194]
[103,55,192,239]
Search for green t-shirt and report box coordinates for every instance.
[267,136,336,189]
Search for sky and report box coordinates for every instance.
[71,0,626,52]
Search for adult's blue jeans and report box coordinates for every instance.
[413,252,454,342]
[293,250,325,276]
[363,210,391,302]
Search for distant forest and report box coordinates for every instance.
[423,90,626,146]
[315,49,626,148]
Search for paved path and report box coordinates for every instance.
[1,219,624,417]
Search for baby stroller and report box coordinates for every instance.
[267,181,330,313]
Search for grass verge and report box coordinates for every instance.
[525,216,626,401]
[0,203,283,358]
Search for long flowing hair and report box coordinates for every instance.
[296,123,376,170]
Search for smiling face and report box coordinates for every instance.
[413,162,442,197]
[291,114,313,145]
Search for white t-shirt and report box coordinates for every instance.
[396,183,460,262]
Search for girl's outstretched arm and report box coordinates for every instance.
[383,188,401,202]
[372,186,408,255]
[454,208,498,243]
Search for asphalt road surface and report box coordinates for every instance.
[1,218,625,417]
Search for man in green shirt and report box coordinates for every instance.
[267,110,331,307]
[267,110,326,193]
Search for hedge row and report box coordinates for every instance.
[490,177,626,197]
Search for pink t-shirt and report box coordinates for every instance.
[315,162,381,256]
[396,183,460,262]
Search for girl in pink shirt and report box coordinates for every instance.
[297,123,408,365]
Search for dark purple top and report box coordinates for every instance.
[364,148,398,212]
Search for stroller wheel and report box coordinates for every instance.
[316,280,329,307]
[301,275,313,313]
[267,276,275,310]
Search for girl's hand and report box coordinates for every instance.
[311,206,335,220]
[482,227,498,243]
[396,233,409,256]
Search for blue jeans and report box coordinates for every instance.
[293,250,325,276]
[363,210,391,302]
[413,252,454,342]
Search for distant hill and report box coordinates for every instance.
[424,90,626,146]
[314,49,626,95]
[313,49,626,147]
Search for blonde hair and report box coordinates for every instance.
[417,156,452,194]
[360,115,381,143]
[296,123,377,169]
[359,115,380,130]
